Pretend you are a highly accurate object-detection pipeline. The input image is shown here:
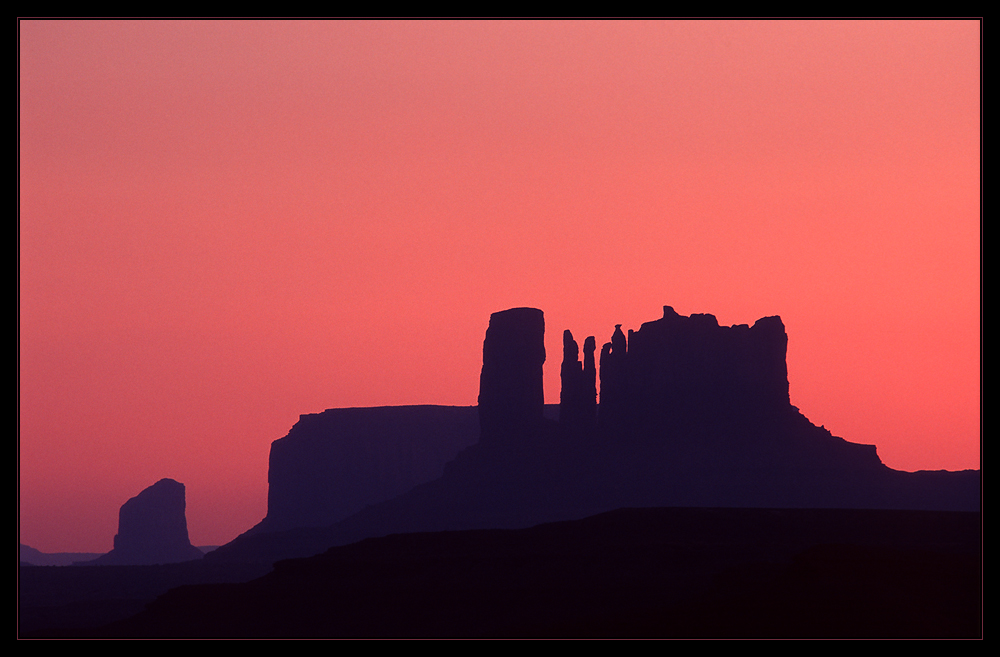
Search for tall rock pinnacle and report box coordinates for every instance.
[478,308,546,438]
[90,478,204,565]
[560,330,597,433]
[582,336,597,425]
[598,324,629,435]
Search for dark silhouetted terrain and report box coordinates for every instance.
[253,405,479,535]
[209,307,977,566]
[19,546,102,567]
[73,507,982,638]
[20,306,980,638]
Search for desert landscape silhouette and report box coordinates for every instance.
[20,306,980,637]
[20,20,980,639]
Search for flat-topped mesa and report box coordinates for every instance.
[478,308,546,438]
[621,306,791,436]
[258,406,480,534]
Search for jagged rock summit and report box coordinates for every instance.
[598,306,797,439]
[89,478,203,566]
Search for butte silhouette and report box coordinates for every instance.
[87,478,204,566]
[209,306,979,565]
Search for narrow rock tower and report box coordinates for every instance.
[478,308,546,439]
[560,330,597,433]
[91,478,204,565]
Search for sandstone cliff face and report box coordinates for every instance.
[91,478,203,565]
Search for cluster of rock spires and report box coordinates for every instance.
[481,305,794,444]
[559,329,596,435]
[478,307,882,482]
[559,307,793,440]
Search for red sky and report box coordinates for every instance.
[19,20,980,553]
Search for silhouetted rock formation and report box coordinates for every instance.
[89,479,203,566]
[25,305,980,638]
[207,305,978,568]
[579,309,886,480]
[598,324,629,436]
[623,307,791,437]
[560,330,597,433]
[478,308,546,439]
[582,336,597,422]
[594,306,792,440]
[252,406,479,535]
[560,329,580,407]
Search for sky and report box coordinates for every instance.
[19,20,980,554]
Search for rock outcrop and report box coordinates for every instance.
[623,307,791,435]
[90,478,203,566]
[598,324,629,436]
[208,305,978,567]
[559,330,597,433]
[594,306,793,440]
[478,308,546,439]
[253,406,479,535]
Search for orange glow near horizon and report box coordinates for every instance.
[20,20,979,553]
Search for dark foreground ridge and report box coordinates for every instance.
[73,508,983,638]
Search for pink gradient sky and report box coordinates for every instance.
[20,20,980,553]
